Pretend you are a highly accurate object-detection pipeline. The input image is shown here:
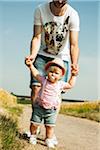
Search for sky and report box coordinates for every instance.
[0,0,100,101]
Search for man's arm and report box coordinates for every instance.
[69,31,79,75]
[25,59,42,83]
[26,25,42,61]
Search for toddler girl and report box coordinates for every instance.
[25,57,76,148]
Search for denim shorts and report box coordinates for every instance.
[30,54,69,88]
[30,104,57,126]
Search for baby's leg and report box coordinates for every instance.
[45,125,58,148]
[29,123,39,145]
[29,104,42,145]
[45,125,54,139]
[44,108,57,148]
[30,123,39,135]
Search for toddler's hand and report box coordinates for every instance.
[25,58,32,68]
[71,64,79,76]
[25,55,35,63]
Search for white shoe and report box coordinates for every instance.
[30,135,37,145]
[52,135,58,145]
[45,138,55,148]
[24,131,31,138]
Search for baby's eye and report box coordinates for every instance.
[55,72,59,75]
[50,71,53,73]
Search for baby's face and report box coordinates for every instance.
[47,66,62,83]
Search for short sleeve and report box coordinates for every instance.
[34,7,42,25]
[59,81,69,91]
[69,11,80,31]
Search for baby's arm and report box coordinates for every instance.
[63,75,77,90]
[25,59,41,83]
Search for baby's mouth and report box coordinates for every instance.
[50,76,55,80]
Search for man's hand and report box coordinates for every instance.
[71,64,79,76]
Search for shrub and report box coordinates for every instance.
[0,115,23,150]
[60,101,100,122]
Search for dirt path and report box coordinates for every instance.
[18,105,100,150]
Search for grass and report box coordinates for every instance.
[0,104,24,150]
[6,106,23,117]
[0,89,24,150]
[17,98,31,105]
[60,101,100,122]
[0,115,23,150]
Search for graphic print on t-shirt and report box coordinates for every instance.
[43,16,69,55]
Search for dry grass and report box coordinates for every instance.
[0,88,17,108]
[0,115,24,150]
[0,89,24,150]
[60,101,100,122]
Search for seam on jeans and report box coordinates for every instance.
[45,123,55,127]
[30,121,41,125]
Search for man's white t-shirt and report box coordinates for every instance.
[34,2,80,62]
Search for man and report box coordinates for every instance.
[26,0,80,144]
